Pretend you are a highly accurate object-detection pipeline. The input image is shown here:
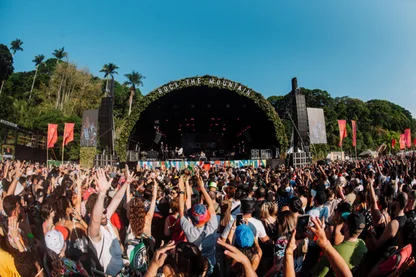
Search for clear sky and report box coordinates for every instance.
[1,0,416,117]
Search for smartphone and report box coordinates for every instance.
[295,214,310,240]
[236,213,243,226]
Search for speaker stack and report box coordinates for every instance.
[292,78,309,151]
[98,97,114,150]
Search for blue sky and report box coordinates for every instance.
[1,0,416,117]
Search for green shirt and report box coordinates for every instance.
[311,238,368,277]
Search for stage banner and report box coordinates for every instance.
[307,108,327,144]
[81,110,98,147]
[63,123,75,146]
[338,120,347,148]
[351,120,357,147]
[47,124,58,148]
[404,128,411,148]
[400,134,406,150]
[391,139,396,149]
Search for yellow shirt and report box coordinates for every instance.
[0,248,20,277]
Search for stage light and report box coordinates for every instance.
[223,128,226,131]
[191,105,195,108]
[191,118,194,121]
[226,104,230,108]
[178,129,182,131]
[237,118,240,121]
[215,123,219,126]
[207,104,211,108]
[211,118,215,120]
[218,118,220,120]
[186,124,189,126]
[166,119,168,122]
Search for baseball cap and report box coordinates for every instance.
[235,224,254,248]
[346,212,366,232]
[208,182,218,190]
[187,204,211,225]
[45,230,65,255]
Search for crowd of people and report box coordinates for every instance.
[1,154,416,277]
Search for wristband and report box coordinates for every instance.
[179,191,185,195]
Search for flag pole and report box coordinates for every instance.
[62,139,65,163]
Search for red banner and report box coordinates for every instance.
[47,124,58,148]
[338,120,347,147]
[351,120,357,147]
[404,128,411,148]
[399,134,406,150]
[63,123,75,146]
[414,138,416,146]
[391,138,396,149]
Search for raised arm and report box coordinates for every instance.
[7,161,23,196]
[185,178,192,211]
[197,174,216,216]
[179,177,185,218]
[310,217,352,277]
[88,168,112,241]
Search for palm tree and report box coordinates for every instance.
[10,39,23,57]
[29,54,45,100]
[124,70,145,115]
[52,47,67,63]
[100,63,119,91]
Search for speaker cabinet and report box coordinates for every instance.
[98,97,113,148]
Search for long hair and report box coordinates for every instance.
[277,210,296,236]
[44,248,64,277]
[260,201,278,220]
[172,242,209,277]
[54,195,71,220]
[129,197,146,237]
[220,200,232,232]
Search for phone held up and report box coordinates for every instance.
[236,213,243,226]
[295,214,310,240]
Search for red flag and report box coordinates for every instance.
[338,120,347,147]
[391,138,396,149]
[414,138,416,146]
[47,124,58,148]
[351,120,357,147]
[399,134,406,150]
[63,123,75,146]
[404,128,411,148]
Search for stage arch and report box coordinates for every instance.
[116,75,288,161]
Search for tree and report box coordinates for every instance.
[0,44,14,96]
[52,47,68,108]
[29,54,45,100]
[100,63,119,91]
[52,47,67,63]
[10,39,23,57]
[124,70,145,115]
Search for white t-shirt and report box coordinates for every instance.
[221,216,267,240]
[89,220,123,276]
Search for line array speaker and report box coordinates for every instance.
[98,97,114,148]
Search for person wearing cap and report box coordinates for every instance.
[221,198,272,245]
[208,181,218,192]
[179,175,218,276]
[311,212,368,277]
[227,224,262,275]
[44,229,88,276]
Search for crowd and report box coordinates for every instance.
[1,154,416,277]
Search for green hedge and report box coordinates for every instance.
[116,75,288,161]
[80,147,96,168]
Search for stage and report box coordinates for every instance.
[133,158,285,170]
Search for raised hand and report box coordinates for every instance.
[96,168,113,193]
[150,240,176,268]
[285,230,297,255]
[217,239,251,265]
[309,217,329,249]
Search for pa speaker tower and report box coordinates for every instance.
[98,97,114,151]
[292,78,309,151]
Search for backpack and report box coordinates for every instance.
[126,235,150,274]
[87,236,106,277]
[378,244,413,275]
